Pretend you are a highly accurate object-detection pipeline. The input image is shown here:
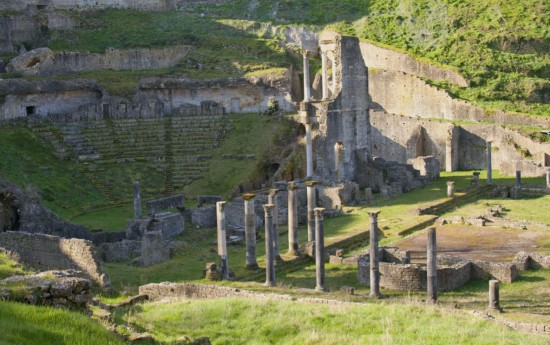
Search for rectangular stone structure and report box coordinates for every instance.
[146,194,184,216]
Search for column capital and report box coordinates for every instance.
[216,201,227,212]
[446,181,455,186]
[368,210,381,218]
[305,180,318,187]
[287,181,299,190]
[242,193,256,201]
[302,50,310,57]
[263,204,275,213]
[314,207,325,217]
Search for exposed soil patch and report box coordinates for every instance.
[393,225,544,263]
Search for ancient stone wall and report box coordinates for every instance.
[358,253,517,291]
[20,47,192,76]
[0,0,177,11]
[359,41,468,87]
[0,231,109,286]
[513,251,550,270]
[0,77,295,121]
[368,69,550,128]
[370,111,550,176]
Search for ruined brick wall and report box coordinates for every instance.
[0,231,109,287]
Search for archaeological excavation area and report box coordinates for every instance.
[1,1,550,344]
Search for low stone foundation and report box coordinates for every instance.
[357,253,518,291]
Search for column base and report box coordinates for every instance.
[245,263,259,271]
[315,286,328,292]
[368,292,384,299]
[264,281,276,287]
[486,306,503,313]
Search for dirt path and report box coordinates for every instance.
[392,224,543,263]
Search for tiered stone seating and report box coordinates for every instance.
[30,113,233,198]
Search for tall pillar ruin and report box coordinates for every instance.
[216,201,229,280]
[268,189,281,264]
[287,182,299,256]
[306,180,318,242]
[263,204,276,287]
[321,50,329,100]
[314,207,326,292]
[243,193,258,270]
[368,210,383,299]
[486,141,493,185]
[133,180,141,219]
[427,227,437,303]
[303,51,311,101]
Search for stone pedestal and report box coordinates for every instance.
[303,51,311,101]
[216,201,229,280]
[263,204,276,287]
[306,180,318,242]
[268,189,281,264]
[471,172,480,188]
[486,141,493,185]
[487,279,502,312]
[243,193,258,270]
[446,181,455,198]
[368,210,383,299]
[427,227,437,303]
[287,182,299,256]
[314,208,327,292]
[133,180,142,219]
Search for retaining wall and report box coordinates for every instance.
[0,231,109,286]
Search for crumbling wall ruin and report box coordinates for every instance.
[0,0,179,11]
[0,231,109,287]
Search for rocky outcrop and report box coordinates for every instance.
[0,270,92,308]
[6,47,55,76]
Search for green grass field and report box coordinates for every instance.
[121,298,549,345]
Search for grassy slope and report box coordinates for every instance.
[0,252,30,279]
[0,125,107,219]
[38,1,549,114]
[124,298,549,345]
[0,301,125,345]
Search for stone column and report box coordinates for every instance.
[303,51,311,101]
[488,280,502,312]
[216,201,229,280]
[133,180,141,219]
[243,193,258,270]
[446,181,455,198]
[515,170,521,187]
[306,180,318,242]
[314,208,327,292]
[321,50,329,100]
[331,56,336,93]
[369,210,383,299]
[305,122,313,178]
[268,189,281,264]
[486,141,493,185]
[427,227,437,303]
[263,204,276,287]
[287,182,299,256]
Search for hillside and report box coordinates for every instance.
[2,0,548,115]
